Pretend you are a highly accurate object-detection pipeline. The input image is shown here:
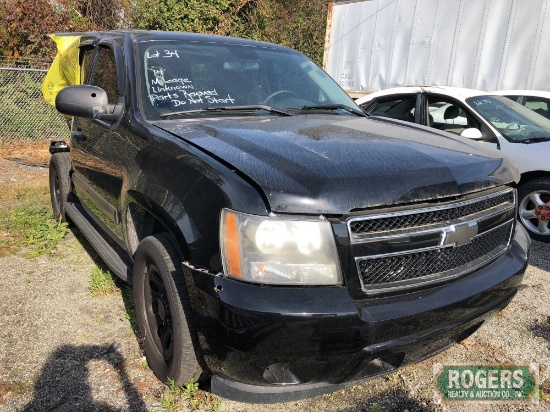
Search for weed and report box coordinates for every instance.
[124,308,138,331]
[0,380,31,403]
[0,206,68,257]
[386,373,398,383]
[371,403,382,412]
[541,379,550,402]
[160,379,180,412]
[161,378,221,412]
[10,381,30,392]
[89,266,116,296]
[122,286,138,332]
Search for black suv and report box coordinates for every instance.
[49,31,530,403]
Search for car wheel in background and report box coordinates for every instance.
[518,178,550,242]
[133,233,206,385]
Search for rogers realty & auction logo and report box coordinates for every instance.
[433,364,539,404]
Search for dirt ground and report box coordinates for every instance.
[0,142,548,411]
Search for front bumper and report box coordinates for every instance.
[185,225,530,403]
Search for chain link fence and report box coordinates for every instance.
[0,57,69,142]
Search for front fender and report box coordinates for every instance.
[126,146,268,271]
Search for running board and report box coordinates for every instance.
[65,202,133,282]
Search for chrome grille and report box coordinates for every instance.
[357,222,513,291]
[349,188,516,294]
[348,189,515,241]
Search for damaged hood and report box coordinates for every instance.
[153,115,518,215]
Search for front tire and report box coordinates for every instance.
[49,152,71,222]
[518,178,550,242]
[133,234,205,385]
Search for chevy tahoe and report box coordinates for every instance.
[47,30,530,403]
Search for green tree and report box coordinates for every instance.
[70,0,133,30]
[132,0,232,33]
[131,0,329,65]
[0,0,74,58]
[0,0,329,65]
[0,0,132,59]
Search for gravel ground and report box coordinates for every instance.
[0,152,548,411]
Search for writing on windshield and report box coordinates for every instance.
[139,41,354,120]
[145,50,236,109]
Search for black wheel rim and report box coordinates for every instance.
[144,263,174,361]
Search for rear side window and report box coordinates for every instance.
[523,97,550,120]
[503,95,521,103]
[366,96,416,123]
[89,46,120,104]
[79,46,96,84]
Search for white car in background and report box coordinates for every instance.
[356,86,550,242]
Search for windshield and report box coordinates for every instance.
[466,95,550,142]
[138,41,357,120]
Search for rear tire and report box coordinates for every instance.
[133,233,206,385]
[518,178,550,242]
[49,152,71,222]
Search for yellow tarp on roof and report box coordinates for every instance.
[42,34,81,107]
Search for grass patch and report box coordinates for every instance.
[0,166,56,257]
[0,167,49,209]
[89,266,117,296]
[161,378,221,412]
[0,206,68,257]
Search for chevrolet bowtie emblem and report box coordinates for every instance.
[440,221,478,247]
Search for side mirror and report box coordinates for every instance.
[55,85,123,129]
[56,85,108,118]
[460,128,484,140]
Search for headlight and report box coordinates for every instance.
[220,209,342,285]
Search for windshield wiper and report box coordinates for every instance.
[160,105,291,118]
[291,104,367,117]
[518,136,550,144]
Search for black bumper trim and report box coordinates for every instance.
[211,374,364,404]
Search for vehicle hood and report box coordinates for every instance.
[153,115,518,215]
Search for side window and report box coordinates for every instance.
[523,97,550,120]
[89,46,120,104]
[426,96,479,135]
[365,96,417,123]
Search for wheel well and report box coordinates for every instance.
[519,171,550,186]
[126,202,190,259]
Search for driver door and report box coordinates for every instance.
[71,44,126,242]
